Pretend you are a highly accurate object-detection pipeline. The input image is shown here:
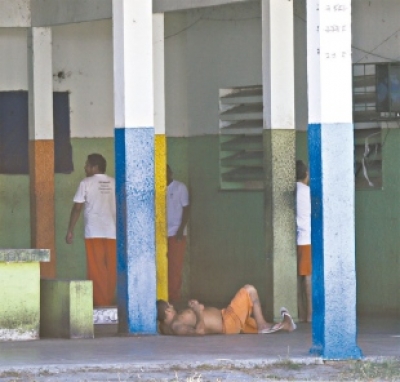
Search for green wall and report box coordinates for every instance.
[0,134,399,316]
[169,131,400,316]
[168,136,267,308]
[0,174,30,248]
[355,128,400,316]
[55,138,115,280]
[297,129,400,316]
[0,138,114,281]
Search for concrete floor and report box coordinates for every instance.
[0,317,398,374]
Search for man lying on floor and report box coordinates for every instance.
[156,284,297,336]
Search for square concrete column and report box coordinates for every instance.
[113,0,157,334]
[27,27,56,278]
[262,0,297,319]
[306,0,362,358]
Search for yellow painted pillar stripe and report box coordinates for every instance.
[155,134,168,300]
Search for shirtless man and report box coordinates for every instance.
[157,284,296,336]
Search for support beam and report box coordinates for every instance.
[262,0,296,320]
[306,0,362,359]
[0,0,257,27]
[30,0,111,27]
[113,0,157,335]
[153,0,257,13]
[27,27,56,278]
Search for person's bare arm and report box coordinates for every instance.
[170,301,205,336]
[65,203,84,244]
[175,205,190,241]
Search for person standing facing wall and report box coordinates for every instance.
[167,165,190,304]
[296,160,312,322]
[66,153,116,307]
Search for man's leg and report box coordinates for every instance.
[297,245,312,322]
[86,238,109,306]
[305,275,312,322]
[243,285,272,332]
[105,239,117,305]
[297,275,306,322]
[245,285,297,333]
[222,285,296,334]
[167,236,186,303]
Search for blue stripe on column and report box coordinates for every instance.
[115,127,157,334]
[308,123,362,359]
[308,123,325,355]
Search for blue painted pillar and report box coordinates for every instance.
[112,0,157,334]
[306,0,362,358]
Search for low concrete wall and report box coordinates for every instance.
[40,279,94,339]
[0,249,49,341]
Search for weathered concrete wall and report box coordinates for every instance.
[0,20,113,138]
[0,262,40,340]
[40,279,94,338]
[0,0,30,27]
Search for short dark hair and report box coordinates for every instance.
[296,160,308,181]
[87,153,107,173]
[156,300,169,322]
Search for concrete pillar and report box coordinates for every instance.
[113,0,157,334]
[261,0,297,319]
[40,279,94,339]
[153,13,168,301]
[27,27,56,278]
[306,0,362,358]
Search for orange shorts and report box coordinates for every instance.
[297,245,312,276]
[221,288,258,334]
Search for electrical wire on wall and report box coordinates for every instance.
[165,7,260,40]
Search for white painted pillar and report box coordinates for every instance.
[262,0,297,319]
[27,27,56,278]
[306,0,362,358]
[112,0,157,334]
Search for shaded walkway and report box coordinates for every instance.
[0,318,398,373]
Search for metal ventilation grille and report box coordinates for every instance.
[219,85,263,190]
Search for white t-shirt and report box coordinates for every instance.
[167,180,189,237]
[73,174,116,239]
[296,181,311,245]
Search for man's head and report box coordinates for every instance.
[296,160,309,183]
[156,299,176,322]
[85,153,107,177]
[167,165,173,185]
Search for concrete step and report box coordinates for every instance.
[93,306,118,325]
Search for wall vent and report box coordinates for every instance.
[219,85,263,190]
